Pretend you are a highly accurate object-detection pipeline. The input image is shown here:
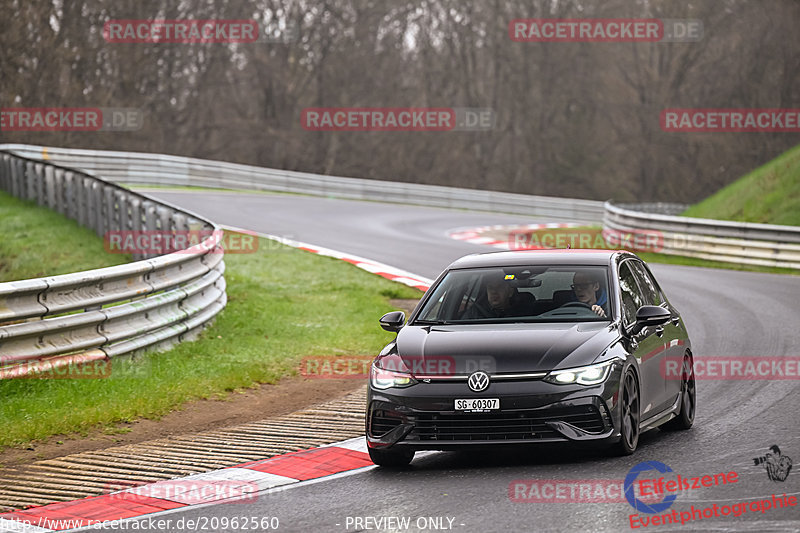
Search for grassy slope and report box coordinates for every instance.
[682,144,800,226]
[0,191,131,281]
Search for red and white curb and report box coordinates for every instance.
[225,225,432,292]
[0,439,373,532]
[448,223,581,250]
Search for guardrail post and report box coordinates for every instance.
[45,165,56,210]
[0,154,8,191]
[24,161,36,201]
[10,157,23,198]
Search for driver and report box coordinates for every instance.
[571,271,608,318]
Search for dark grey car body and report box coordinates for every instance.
[365,250,695,464]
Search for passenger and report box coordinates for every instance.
[571,271,608,318]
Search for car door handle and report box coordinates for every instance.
[655,326,665,337]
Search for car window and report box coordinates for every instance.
[629,261,663,306]
[417,271,480,322]
[618,261,645,326]
[413,265,610,324]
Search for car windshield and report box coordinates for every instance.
[414,265,611,324]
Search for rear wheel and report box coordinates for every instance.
[613,369,640,456]
[662,354,696,430]
[368,446,415,467]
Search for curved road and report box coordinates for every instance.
[102,190,800,532]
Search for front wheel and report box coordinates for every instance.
[368,446,415,467]
[612,369,640,456]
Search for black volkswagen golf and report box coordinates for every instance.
[366,249,696,466]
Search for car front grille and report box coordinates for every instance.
[410,404,606,441]
[370,409,405,437]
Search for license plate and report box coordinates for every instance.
[454,398,499,412]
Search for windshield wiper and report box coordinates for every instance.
[413,319,452,325]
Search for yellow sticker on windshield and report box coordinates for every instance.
[504,274,515,280]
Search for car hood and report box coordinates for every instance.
[387,322,618,375]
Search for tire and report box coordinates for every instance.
[662,354,696,431]
[368,446,415,467]
[612,369,640,456]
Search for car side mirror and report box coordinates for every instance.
[379,311,405,333]
[629,305,671,335]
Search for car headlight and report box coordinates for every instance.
[544,361,614,386]
[370,364,418,390]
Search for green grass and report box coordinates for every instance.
[682,144,800,226]
[0,189,420,449]
[0,191,131,282]
[0,234,420,450]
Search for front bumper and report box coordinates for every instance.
[366,378,621,451]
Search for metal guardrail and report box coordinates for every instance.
[0,144,606,223]
[0,151,227,378]
[0,144,794,380]
[11,144,797,270]
[605,202,800,269]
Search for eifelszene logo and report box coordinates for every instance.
[624,461,678,514]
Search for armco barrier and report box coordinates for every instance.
[0,151,226,378]
[1,145,794,380]
[4,145,797,270]
[0,144,606,223]
[604,202,800,269]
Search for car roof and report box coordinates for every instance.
[446,249,638,270]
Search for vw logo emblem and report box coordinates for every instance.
[468,371,490,392]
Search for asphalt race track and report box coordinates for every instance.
[96,190,800,533]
